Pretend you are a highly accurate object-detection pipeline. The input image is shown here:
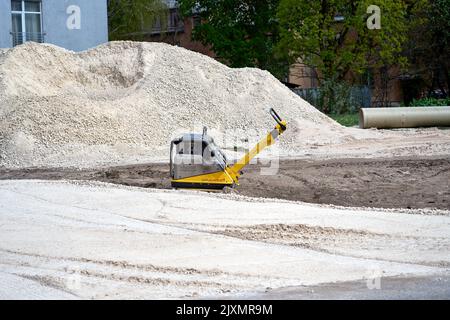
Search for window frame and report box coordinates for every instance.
[11,0,43,44]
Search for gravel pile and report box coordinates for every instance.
[0,41,351,169]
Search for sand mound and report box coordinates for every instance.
[0,41,352,169]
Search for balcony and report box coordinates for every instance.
[11,32,45,47]
[150,23,185,35]
[150,7,185,35]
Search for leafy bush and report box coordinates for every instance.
[329,113,359,127]
[295,80,368,115]
[318,80,353,115]
[409,98,450,107]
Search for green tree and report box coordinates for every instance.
[406,0,450,97]
[276,0,409,112]
[178,0,287,78]
[277,0,408,81]
[108,0,168,40]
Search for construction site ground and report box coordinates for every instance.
[1,177,449,299]
[1,42,449,300]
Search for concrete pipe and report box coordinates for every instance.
[359,107,450,129]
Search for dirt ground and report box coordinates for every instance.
[1,156,449,210]
[239,273,450,300]
[1,179,448,299]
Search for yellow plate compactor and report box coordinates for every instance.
[170,108,287,189]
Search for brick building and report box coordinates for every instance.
[145,0,213,58]
[146,1,413,107]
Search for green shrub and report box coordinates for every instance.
[329,113,359,127]
[299,79,363,115]
[409,98,450,107]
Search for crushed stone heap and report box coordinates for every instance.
[0,41,350,169]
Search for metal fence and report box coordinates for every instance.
[150,24,185,35]
[292,85,372,112]
[11,32,45,47]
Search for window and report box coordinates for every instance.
[152,8,184,35]
[11,0,43,46]
[192,15,201,28]
[334,15,345,22]
[168,9,184,33]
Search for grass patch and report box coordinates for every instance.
[329,113,359,127]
